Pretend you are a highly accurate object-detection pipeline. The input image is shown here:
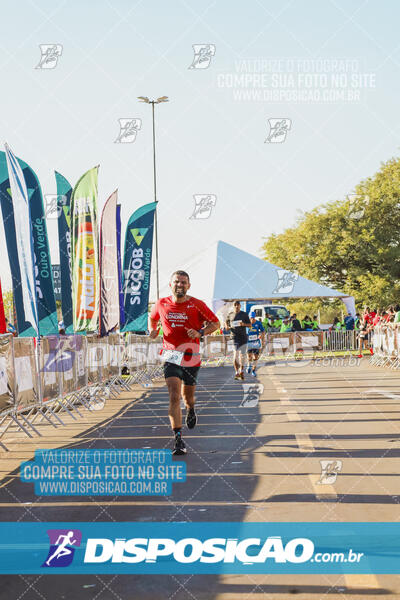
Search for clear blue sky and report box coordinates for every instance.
[0,0,399,298]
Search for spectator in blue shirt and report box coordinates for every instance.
[344,313,355,330]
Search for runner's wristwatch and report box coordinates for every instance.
[198,328,205,339]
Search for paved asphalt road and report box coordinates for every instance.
[0,356,399,599]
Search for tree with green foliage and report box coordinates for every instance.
[2,289,13,322]
[262,157,400,310]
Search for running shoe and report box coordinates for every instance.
[246,366,252,374]
[173,434,187,456]
[251,369,256,377]
[239,372,245,380]
[234,374,241,380]
[186,407,197,429]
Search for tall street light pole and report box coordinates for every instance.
[138,95,169,300]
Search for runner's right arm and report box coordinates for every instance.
[149,302,160,338]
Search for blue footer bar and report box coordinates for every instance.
[0,522,398,574]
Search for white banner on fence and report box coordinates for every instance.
[43,354,56,386]
[14,356,33,392]
[272,337,290,349]
[298,335,319,347]
[77,349,85,377]
[0,357,7,395]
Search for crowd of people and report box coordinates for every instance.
[351,306,400,357]
[220,305,400,365]
[220,312,321,335]
[360,306,400,328]
[328,306,400,333]
[261,313,319,333]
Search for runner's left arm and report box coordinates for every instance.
[187,301,220,339]
[202,320,220,335]
[241,315,252,327]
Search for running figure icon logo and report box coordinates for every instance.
[241,384,263,407]
[188,44,216,69]
[42,529,82,567]
[318,460,342,484]
[44,194,67,219]
[189,195,217,219]
[114,118,142,143]
[35,44,63,69]
[273,269,299,294]
[347,194,369,220]
[265,118,292,143]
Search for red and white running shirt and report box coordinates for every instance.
[150,296,219,366]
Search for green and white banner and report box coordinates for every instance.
[70,166,99,333]
[122,202,156,332]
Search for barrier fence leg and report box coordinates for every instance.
[36,406,58,428]
[71,391,93,411]
[0,413,10,450]
[56,397,78,420]
[64,395,84,417]
[0,413,14,441]
[108,378,120,397]
[9,413,34,438]
[18,411,42,436]
[120,376,132,390]
[45,404,66,426]
[0,424,9,449]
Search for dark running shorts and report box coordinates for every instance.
[163,362,201,386]
[247,347,261,357]
[233,339,247,352]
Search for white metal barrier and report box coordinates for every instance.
[0,328,362,450]
[370,326,400,368]
[0,333,163,451]
[322,330,357,352]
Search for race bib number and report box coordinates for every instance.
[231,320,242,328]
[248,339,261,349]
[160,349,185,366]
[248,334,258,341]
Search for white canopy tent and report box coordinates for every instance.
[159,241,356,316]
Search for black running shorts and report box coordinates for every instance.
[163,362,200,386]
[233,339,247,352]
[247,347,261,357]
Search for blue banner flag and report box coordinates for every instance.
[0,147,38,336]
[0,149,58,336]
[116,204,125,328]
[99,191,119,336]
[122,202,156,332]
[0,153,32,335]
[19,158,58,336]
[55,171,73,333]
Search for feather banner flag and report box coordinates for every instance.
[122,202,156,332]
[55,171,73,333]
[99,190,120,336]
[3,144,38,335]
[70,166,99,333]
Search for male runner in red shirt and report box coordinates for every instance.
[149,270,220,455]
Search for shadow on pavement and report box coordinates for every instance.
[0,365,395,598]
